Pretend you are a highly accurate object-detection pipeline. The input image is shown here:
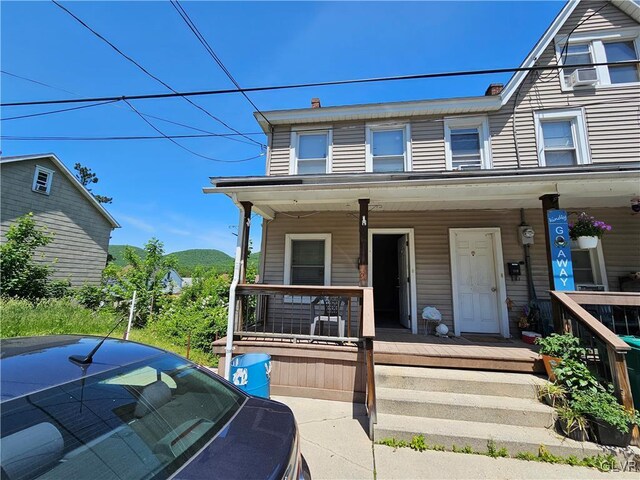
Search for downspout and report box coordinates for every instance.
[224,205,245,380]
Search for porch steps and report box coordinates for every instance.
[374,366,611,458]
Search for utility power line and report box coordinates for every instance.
[1,70,265,141]
[123,99,263,163]
[1,133,263,140]
[3,60,639,108]
[51,0,263,148]
[169,0,273,129]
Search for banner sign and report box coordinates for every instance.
[547,209,575,291]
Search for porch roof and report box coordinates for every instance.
[204,163,640,219]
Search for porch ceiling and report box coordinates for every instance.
[205,167,640,218]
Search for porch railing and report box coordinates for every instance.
[550,291,639,445]
[233,283,377,437]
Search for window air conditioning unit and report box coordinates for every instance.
[568,68,598,87]
[576,284,605,292]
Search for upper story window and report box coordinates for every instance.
[365,124,411,173]
[290,128,332,175]
[557,27,640,89]
[534,109,590,167]
[284,234,331,286]
[604,41,640,84]
[444,116,491,171]
[32,165,54,195]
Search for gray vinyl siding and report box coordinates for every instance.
[267,1,639,175]
[0,159,113,286]
[262,207,639,335]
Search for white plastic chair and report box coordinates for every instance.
[310,296,347,338]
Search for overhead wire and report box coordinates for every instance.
[0,99,120,121]
[50,0,263,148]
[3,59,638,108]
[122,99,263,163]
[169,0,273,130]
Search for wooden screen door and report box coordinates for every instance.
[397,235,411,329]
[452,229,500,334]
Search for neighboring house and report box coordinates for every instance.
[1,153,120,286]
[162,268,184,294]
[206,0,640,409]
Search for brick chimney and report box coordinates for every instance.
[311,97,321,108]
[484,83,504,96]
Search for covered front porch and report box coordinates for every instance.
[206,165,640,433]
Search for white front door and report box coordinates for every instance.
[397,235,411,329]
[452,230,500,334]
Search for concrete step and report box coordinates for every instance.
[375,365,546,400]
[375,414,611,459]
[377,387,555,428]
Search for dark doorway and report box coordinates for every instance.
[372,234,403,328]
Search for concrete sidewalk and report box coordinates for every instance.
[273,396,639,480]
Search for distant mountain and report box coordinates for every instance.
[108,245,261,276]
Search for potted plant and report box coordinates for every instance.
[569,213,612,249]
[571,390,638,447]
[536,382,566,408]
[535,334,586,381]
[556,405,589,442]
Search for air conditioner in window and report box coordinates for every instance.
[576,284,605,292]
[568,68,598,87]
[34,183,48,193]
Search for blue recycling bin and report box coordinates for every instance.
[230,353,271,398]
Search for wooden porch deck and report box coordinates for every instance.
[374,329,543,373]
[213,330,543,402]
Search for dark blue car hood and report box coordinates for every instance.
[173,396,296,480]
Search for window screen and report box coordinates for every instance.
[290,240,325,285]
[604,41,640,84]
[297,134,327,174]
[541,120,577,166]
[450,128,482,170]
[371,129,405,172]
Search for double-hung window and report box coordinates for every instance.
[32,165,54,194]
[290,129,331,175]
[571,244,608,291]
[557,28,640,89]
[366,124,411,172]
[534,109,590,167]
[444,116,491,171]
[284,234,331,286]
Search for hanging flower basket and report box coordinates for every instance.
[569,213,611,249]
[577,236,598,249]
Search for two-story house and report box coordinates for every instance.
[1,153,120,286]
[207,0,640,417]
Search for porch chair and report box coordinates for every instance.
[310,296,348,338]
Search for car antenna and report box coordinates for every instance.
[69,316,128,365]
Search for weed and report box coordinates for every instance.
[409,435,427,452]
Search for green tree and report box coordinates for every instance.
[104,238,177,325]
[0,213,54,299]
[74,163,113,204]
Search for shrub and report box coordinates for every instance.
[75,284,107,310]
[46,280,71,299]
[535,333,585,360]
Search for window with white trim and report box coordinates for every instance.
[556,28,640,89]
[534,109,590,167]
[32,165,54,194]
[444,116,491,171]
[571,243,608,291]
[290,129,331,175]
[284,234,331,286]
[365,124,411,173]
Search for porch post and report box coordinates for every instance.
[358,199,370,288]
[539,194,563,333]
[239,201,252,283]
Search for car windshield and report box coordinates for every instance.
[0,354,245,480]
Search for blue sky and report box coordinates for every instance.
[1,1,564,255]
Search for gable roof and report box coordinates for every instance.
[254,0,640,132]
[0,153,120,228]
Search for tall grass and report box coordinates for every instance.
[1,298,121,338]
[1,298,217,366]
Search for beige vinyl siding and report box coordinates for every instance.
[261,207,639,335]
[266,2,638,175]
[269,128,291,175]
[411,119,446,171]
[0,159,113,286]
[332,123,366,173]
